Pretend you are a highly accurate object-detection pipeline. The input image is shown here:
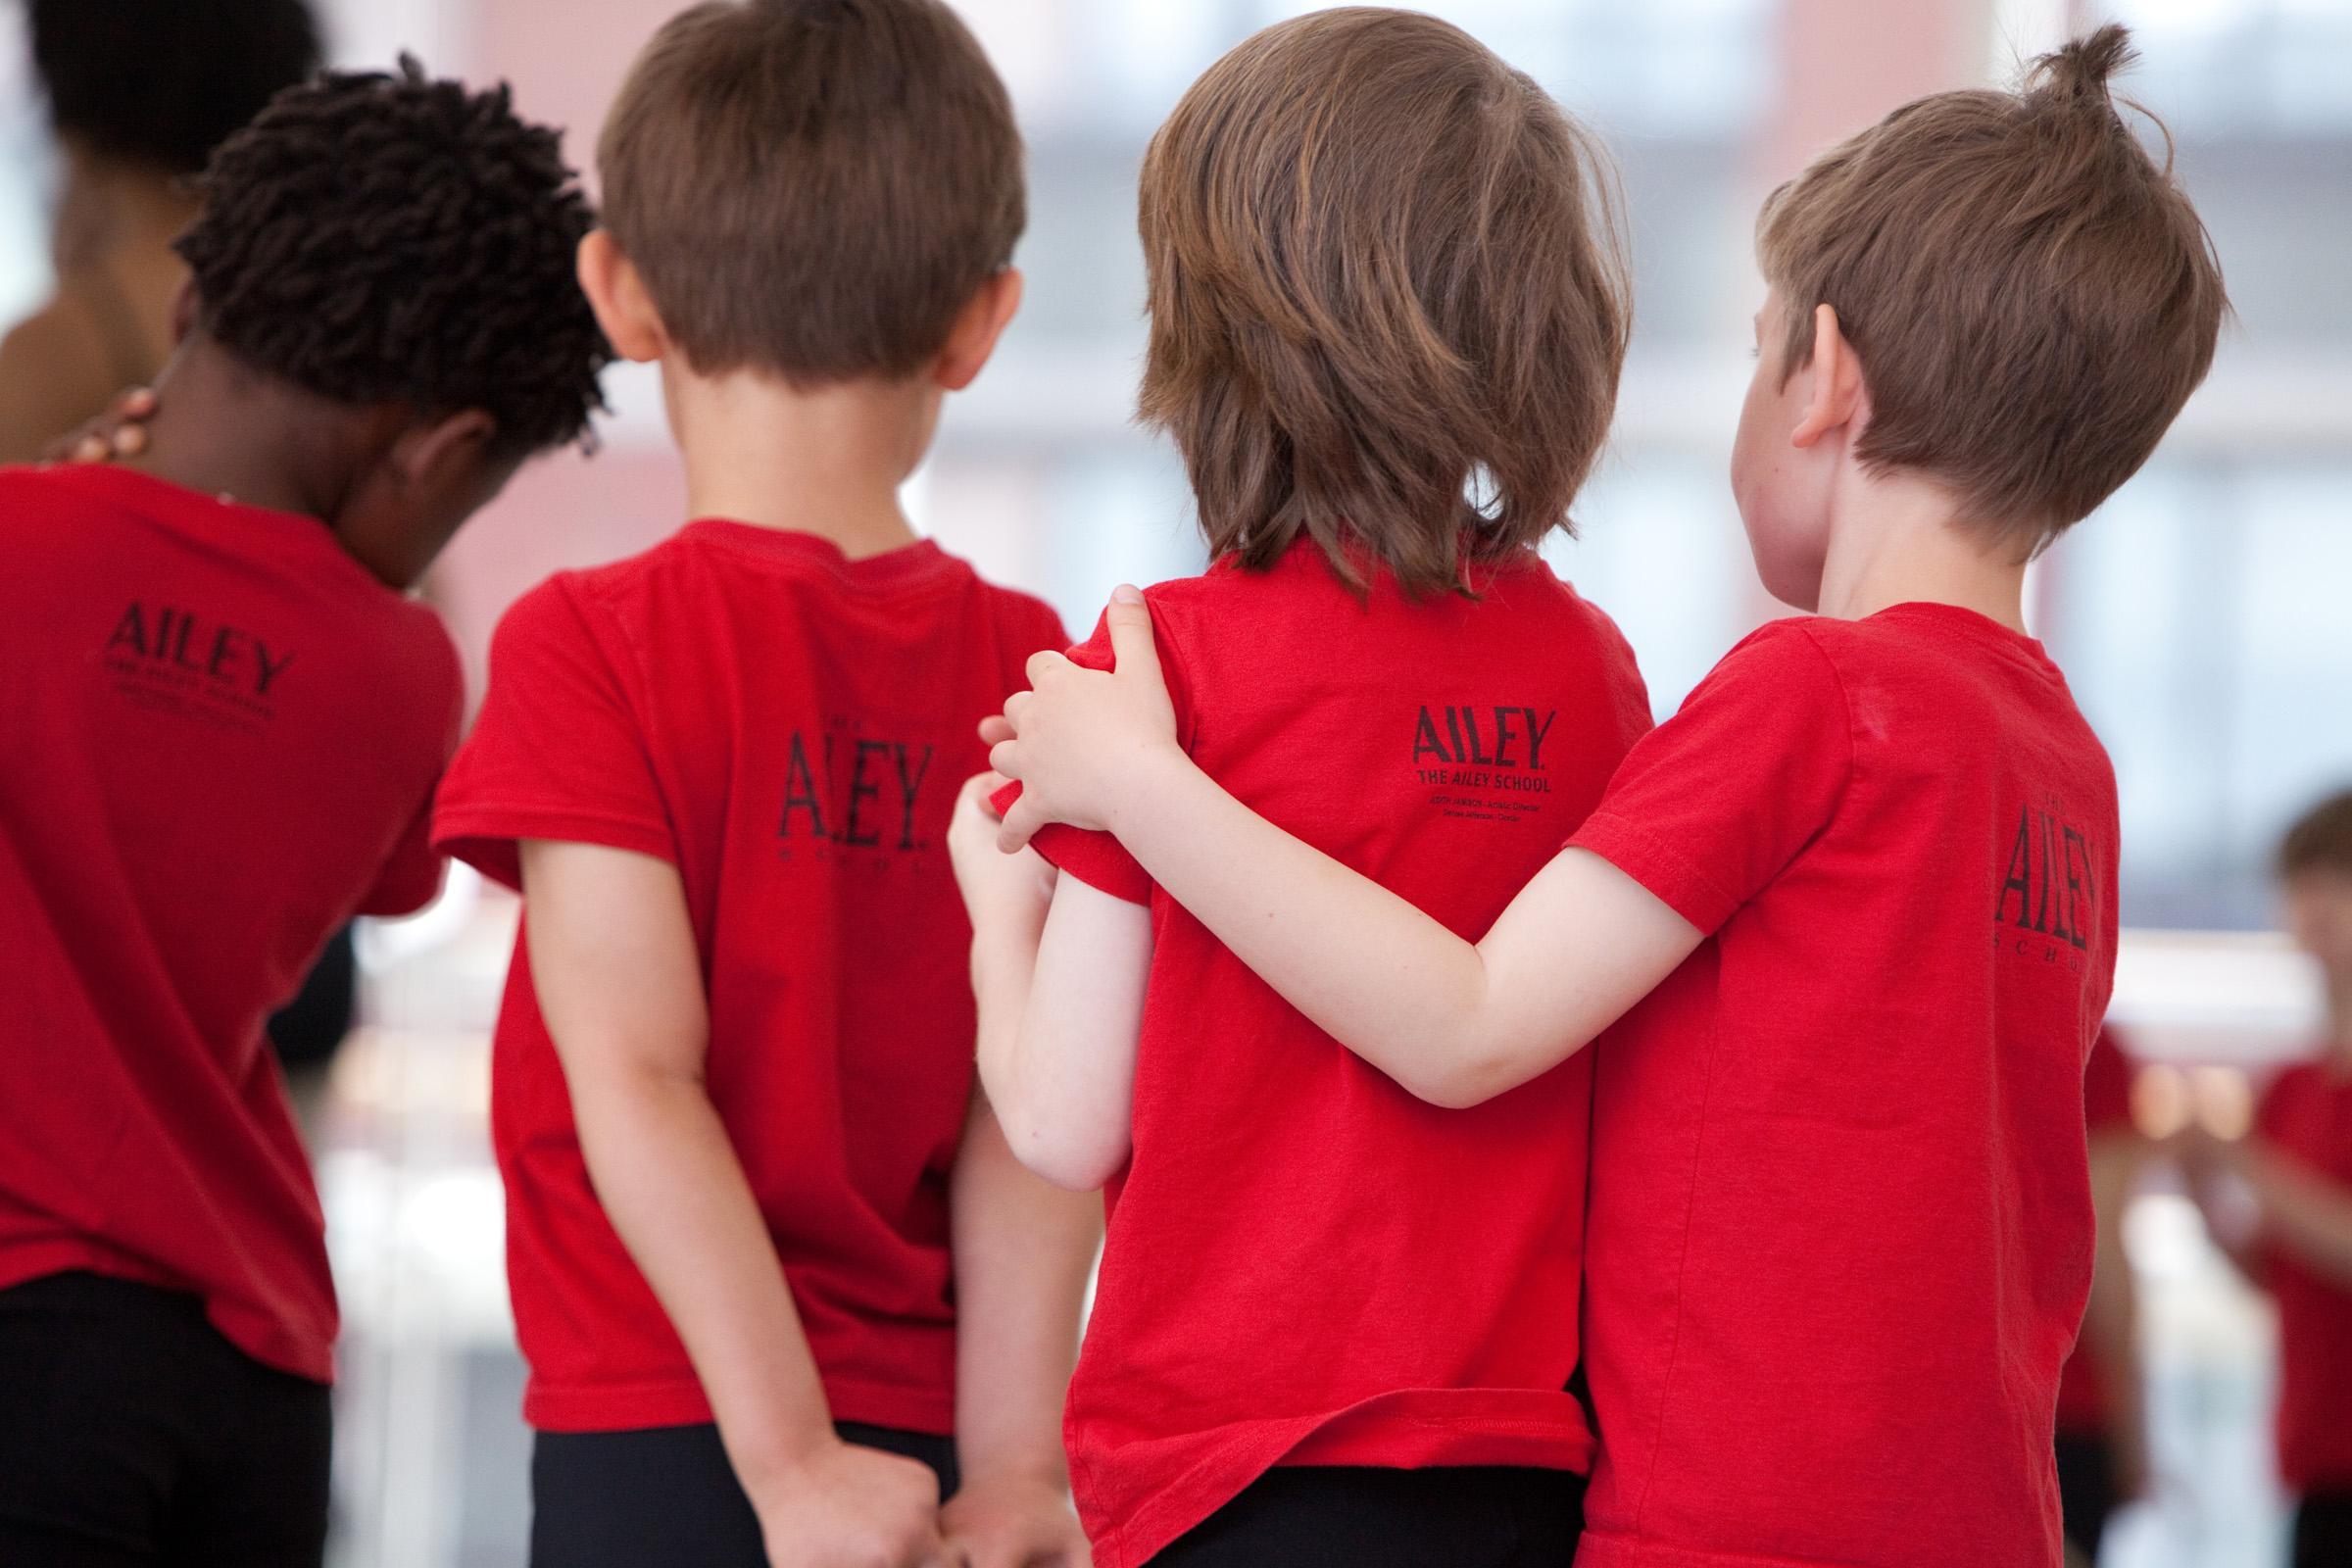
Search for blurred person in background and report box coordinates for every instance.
[2184,789,2352,1568]
[2056,1027,2153,1566]
[0,0,319,462]
[5,0,367,1133]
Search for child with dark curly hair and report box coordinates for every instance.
[0,59,610,1568]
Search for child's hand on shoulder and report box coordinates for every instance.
[991,586,1179,851]
[940,1467,1092,1568]
[752,1437,945,1568]
[949,772,1055,938]
[43,386,155,464]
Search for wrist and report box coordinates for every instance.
[1099,734,1191,838]
[730,1413,842,1499]
[954,1446,1071,1498]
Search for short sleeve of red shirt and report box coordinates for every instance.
[2083,1028,2136,1138]
[360,796,448,915]
[992,605,1180,907]
[1568,620,1852,934]
[434,577,673,890]
[361,648,464,916]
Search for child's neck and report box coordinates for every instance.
[1812,466,2029,634]
[666,366,931,561]
[124,338,378,527]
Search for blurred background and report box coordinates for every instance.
[2,1,2346,1564]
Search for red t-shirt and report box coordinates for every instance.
[1014,540,1653,1568]
[433,521,1065,1435]
[2255,1059,2352,1493]
[0,464,460,1383]
[2055,1026,2138,1437]
[1567,606,2120,1568]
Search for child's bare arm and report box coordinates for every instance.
[943,1091,1100,1568]
[2083,1128,2150,1495]
[2242,1144,2352,1291]
[520,840,944,1568]
[990,592,1702,1108]
[2180,1129,2271,1286]
[951,777,1152,1190]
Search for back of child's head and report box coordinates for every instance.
[28,0,322,177]
[598,0,1023,383]
[2279,789,2352,976]
[1138,7,1629,596]
[174,59,611,460]
[2281,791,2352,886]
[1756,24,2226,558]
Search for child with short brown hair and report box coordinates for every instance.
[430,4,1097,1565]
[981,24,2225,1568]
[951,10,1642,1565]
[2187,790,2352,1568]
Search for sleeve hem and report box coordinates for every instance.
[356,862,448,918]
[1031,824,1152,906]
[1568,811,1741,935]
[433,804,678,891]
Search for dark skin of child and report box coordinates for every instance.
[92,284,520,591]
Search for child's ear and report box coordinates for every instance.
[576,229,670,365]
[332,408,507,591]
[1790,303,1867,450]
[934,269,1024,392]
[391,408,500,489]
[169,276,199,345]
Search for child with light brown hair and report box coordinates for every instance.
[979,24,2226,1568]
[430,4,1100,1566]
[950,9,1643,1565]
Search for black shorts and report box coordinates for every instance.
[0,1271,332,1568]
[2053,1430,2118,1561]
[1152,1464,1586,1568]
[2296,1491,2352,1568]
[267,923,356,1073]
[530,1418,959,1568]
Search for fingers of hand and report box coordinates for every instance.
[1102,587,1159,679]
[998,798,1043,855]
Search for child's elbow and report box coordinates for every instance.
[1000,1106,1124,1193]
[1397,1032,1573,1110]
[1016,1141,1124,1194]
[1400,1062,1500,1111]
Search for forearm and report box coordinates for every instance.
[2247,1151,2352,1289]
[970,913,1057,1170]
[1094,752,1504,1102]
[974,879,1152,1189]
[572,1072,834,1491]
[2083,1139,2143,1403]
[950,1098,1100,1485]
[2083,1233,2146,1459]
